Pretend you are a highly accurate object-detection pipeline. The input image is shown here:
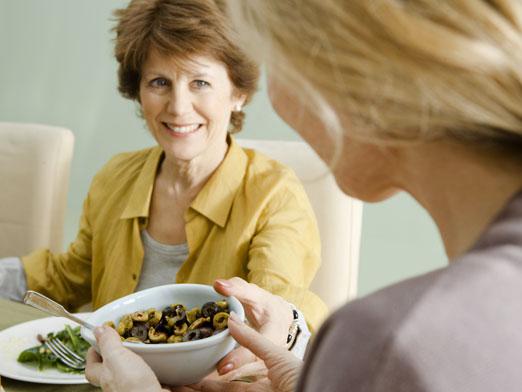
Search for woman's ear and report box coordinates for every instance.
[233,94,247,111]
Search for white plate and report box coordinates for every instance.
[0,314,90,384]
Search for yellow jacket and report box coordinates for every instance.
[22,137,327,330]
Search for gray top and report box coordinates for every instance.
[0,257,26,301]
[299,190,522,392]
[135,229,188,292]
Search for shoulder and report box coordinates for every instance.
[300,195,522,391]
[300,268,443,390]
[90,146,157,188]
[240,147,307,202]
[242,147,297,181]
[300,249,522,391]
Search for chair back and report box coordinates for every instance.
[0,123,74,257]
[237,139,363,310]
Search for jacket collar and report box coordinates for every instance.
[190,136,247,227]
[120,136,247,228]
[120,146,163,220]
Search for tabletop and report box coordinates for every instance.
[0,298,99,392]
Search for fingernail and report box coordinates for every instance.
[229,311,242,324]
[94,326,104,338]
[216,279,231,288]
[218,362,234,375]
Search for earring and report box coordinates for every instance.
[234,104,242,112]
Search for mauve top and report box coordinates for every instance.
[299,190,522,392]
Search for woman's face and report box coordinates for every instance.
[267,75,399,202]
[139,50,245,161]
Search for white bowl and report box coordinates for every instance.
[81,284,244,386]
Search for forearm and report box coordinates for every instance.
[0,257,28,301]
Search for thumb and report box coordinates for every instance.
[94,326,124,357]
[227,312,295,369]
[214,278,264,308]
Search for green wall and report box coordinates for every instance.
[0,0,446,297]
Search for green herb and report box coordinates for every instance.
[17,325,90,373]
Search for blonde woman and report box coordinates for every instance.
[86,1,522,391]
[1,0,327,377]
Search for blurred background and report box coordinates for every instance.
[0,0,445,297]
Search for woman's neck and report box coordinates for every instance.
[158,138,228,199]
[396,141,522,260]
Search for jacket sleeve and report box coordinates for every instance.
[246,177,328,332]
[21,193,93,311]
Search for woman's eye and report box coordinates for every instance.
[150,78,168,88]
[193,80,210,89]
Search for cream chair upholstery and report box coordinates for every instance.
[0,123,74,257]
[238,139,363,310]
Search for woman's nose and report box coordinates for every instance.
[166,87,192,116]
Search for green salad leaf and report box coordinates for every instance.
[17,325,90,373]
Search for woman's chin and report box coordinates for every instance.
[337,180,400,202]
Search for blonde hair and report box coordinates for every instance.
[227,0,522,148]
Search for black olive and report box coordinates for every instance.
[199,327,213,339]
[162,306,177,319]
[162,304,186,321]
[201,302,219,319]
[154,322,171,334]
[130,323,148,341]
[183,329,201,342]
[172,309,186,325]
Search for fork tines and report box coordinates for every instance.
[46,338,86,370]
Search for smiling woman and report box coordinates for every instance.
[0,0,327,382]
[139,51,241,163]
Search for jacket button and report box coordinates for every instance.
[132,274,137,280]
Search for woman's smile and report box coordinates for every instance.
[161,122,202,137]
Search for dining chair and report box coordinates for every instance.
[0,123,74,257]
[237,139,363,310]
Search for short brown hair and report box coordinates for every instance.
[113,0,259,133]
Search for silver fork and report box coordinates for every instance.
[46,338,86,370]
[23,290,96,331]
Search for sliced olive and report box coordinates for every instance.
[216,300,228,311]
[166,315,186,327]
[199,327,213,339]
[130,323,149,341]
[124,337,143,343]
[162,305,176,318]
[175,307,186,320]
[201,302,219,319]
[117,315,133,336]
[213,312,229,330]
[154,322,171,335]
[173,322,188,336]
[148,327,168,343]
[131,311,149,322]
[167,335,184,343]
[183,329,202,342]
[186,307,200,324]
[188,317,211,330]
[110,301,229,345]
[148,310,162,326]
